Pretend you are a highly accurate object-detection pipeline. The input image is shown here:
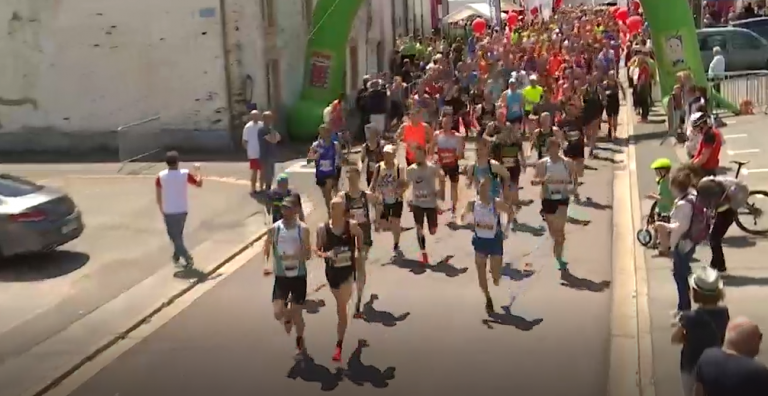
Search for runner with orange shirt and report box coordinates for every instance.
[396,109,434,167]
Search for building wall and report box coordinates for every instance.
[0,0,396,152]
[0,0,232,153]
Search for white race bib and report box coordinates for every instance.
[368,161,377,171]
[549,191,564,200]
[350,207,367,223]
[502,157,517,167]
[319,160,333,171]
[414,189,431,200]
[332,247,353,267]
[510,103,521,112]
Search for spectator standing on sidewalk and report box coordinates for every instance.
[242,110,263,194]
[155,151,203,269]
[708,46,725,94]
[257,111,281,191]
[694,317,768,395]
[366,79,389,138]
[671,267,729,396]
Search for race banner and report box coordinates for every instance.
[488,0,502,27]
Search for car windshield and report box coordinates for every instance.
[0,174,44,198]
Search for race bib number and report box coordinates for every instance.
[475,221,495,231]
[438,151,457,164]
[319,159,333,171]
[280,253,300,277]
[368,161,377,171]
[414,189,432,200]
[549,191,564,200]
[502,157,518,167]
[332,247,353,267]
[350,208,367,223]
[510,103,521,113]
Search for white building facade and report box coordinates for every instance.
[0,0,432,153]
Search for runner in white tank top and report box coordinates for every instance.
[532,137,575,271]
[434,115,465,218]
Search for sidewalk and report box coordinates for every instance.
[50,139,620,396]
[630,109,768,396]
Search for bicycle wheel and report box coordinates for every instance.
[734,190,768,235]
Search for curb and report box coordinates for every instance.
[28,229,269,396]
[606,104,655,396]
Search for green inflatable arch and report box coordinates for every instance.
[640,0,738,113]
[287,0,365,140]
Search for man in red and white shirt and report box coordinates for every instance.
[155,151,203,268]
[242,110,263,194]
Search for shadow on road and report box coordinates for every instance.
[482,306,544,331]
[287,355,344,391]
[723,274,768,287]
[344,339,396,388]
[361,294,410,327]
[387,255,469,277]
[0,250,90,282]
[513,222,546,236]
[501,262,535,281]
[304,299,326,314]
[559,270,611,292]
[577,197,612,210]
[591,154,623,164]
[722,235,760,249]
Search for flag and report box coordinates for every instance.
[488,0,502,27]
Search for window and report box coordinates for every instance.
[731,31,765,50]
[260,0,275,28]
[0,174,42,198]
[302,0,313,30]
[699,34,726,51]
[265,59,281,109]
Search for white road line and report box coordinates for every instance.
[742,168,768,175]
[727,149,760,155]
[723,134,748,138]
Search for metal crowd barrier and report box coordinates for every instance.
[709,71,768,115]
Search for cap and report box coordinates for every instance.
[383,144,397,153]
[281,194,299,208]
[276,173,289,183]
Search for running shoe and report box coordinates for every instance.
[557,259,569,271]
[332,345,343,362]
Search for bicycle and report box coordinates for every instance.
[727,160,768,235]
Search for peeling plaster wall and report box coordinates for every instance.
[0,0,230,152]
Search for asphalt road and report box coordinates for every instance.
[56,139,619,396]
[632,116,768,396]
[0,157,320,396]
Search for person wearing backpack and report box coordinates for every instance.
[670,267,730,396]
[696,176,750,274]
[654,169,706,314]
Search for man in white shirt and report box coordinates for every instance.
[155,151,204,268]
[708,46,726,94]
[242,110,263,194]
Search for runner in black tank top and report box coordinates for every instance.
[316,198,362,363]
[362,136,385,187]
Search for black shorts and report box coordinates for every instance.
[564,142,585,160]
[315,168,342,188]
[381,201,404,220]
[540,198,570,215]
[325,265,356,289]
[441,163,460,183]
[360,222,373,247]
[411,205,438,230]
[507,166,522,187]
[507,116,524,126]
[272,276,308,305]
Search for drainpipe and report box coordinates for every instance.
[217,0,238,150]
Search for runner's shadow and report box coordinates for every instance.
[501,263,535,281]
[447,221,473,231]
[344,339,396,388]
[482,306,543,331]
[303,299,326,314]
[362,294,411,327]
[287,355,344,391]
[388,255,469,277]
[173,267,221,282]
[577,197,612,210]
[722,274,768,287]
[584,164,599,171]
[513,222,546,236]
[591,154,623,164]
[722,235,759,249]
[560,270,611,292]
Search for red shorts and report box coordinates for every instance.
[249,158,262,171]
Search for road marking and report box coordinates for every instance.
[723,134,748,138]
[727,149,760,155]
[742,168,768,175]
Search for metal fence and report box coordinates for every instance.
[709,71,768,115]
[116,115,162,174]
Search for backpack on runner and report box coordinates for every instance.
[682,194,712,244]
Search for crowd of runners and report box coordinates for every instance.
[256,4,650,363]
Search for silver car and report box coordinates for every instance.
[0,174,84,257]
[698,27,768,71]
